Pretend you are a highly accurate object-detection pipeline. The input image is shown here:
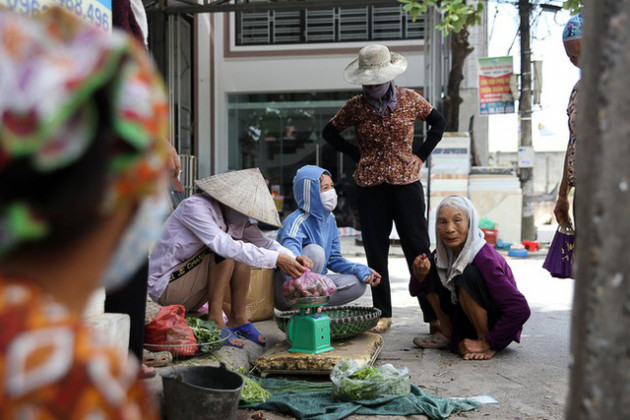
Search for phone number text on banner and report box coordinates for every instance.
[1,0,112,32]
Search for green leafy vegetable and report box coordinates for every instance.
[186,317,222,351]
[350,366,377,380]
[237,367,272,404]
[330,360,411,401]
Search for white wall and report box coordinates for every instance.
[217,53,425,93]
[459,6,489,166]
[196,13,213,178]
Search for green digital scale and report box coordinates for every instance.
[286,296,334,354]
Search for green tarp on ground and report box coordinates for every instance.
[242,378,479,420]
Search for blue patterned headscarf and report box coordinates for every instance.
[563,14,583,42]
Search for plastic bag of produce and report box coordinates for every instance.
[330,360,411,401]
[144,305,198,356]
[281,269,337,301]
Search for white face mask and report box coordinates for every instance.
[224,207,250,226]
[102,191,169,292]
[320,189,338,212]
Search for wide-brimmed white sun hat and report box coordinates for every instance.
[344,44,408,85]
[195,168,282,228]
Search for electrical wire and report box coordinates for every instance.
[488,3,501,41]
[507,28,520,56]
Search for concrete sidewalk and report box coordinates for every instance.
[148,236,569,420]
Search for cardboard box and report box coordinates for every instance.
[223,268,275,322]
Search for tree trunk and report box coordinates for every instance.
[567,1,630,418]
[444,27,474,132]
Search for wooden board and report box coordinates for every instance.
[256,332,383,376]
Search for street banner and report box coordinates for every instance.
[478,56,515,115]
[0,0,112,32]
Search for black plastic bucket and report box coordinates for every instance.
[161,365,244,420]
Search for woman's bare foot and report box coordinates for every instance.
[458,338,491,355]
[413,331,449,349]
[370,317,392,333]
[462,349,496,360]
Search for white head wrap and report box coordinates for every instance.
[435,196,487,303]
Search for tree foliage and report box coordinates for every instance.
[562,0,583,15]
[398,1,484,132]
[398,0,484,34]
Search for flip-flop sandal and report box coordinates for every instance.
[413,332,449,349]
[223,327,245,349]
[142,350,173,368]
[231,322,266,346]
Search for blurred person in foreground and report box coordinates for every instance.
[148,169,312,348]
[109,0,182,379]
[0,8,169,417]
[274,165,381,310]
[410,196,530,360]
[554,14,582,229]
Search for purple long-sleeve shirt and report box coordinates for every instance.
[410,243,530,351]
[148,194,294,301]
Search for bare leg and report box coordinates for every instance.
[227,262,251,327]
[227,262,266,345]
[457,286,496,360]
[427,293,452,339]
[207,257,244,347]
[413,293,452,349]
[458,286,489,338]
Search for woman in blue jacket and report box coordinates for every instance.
[275,165,381,310]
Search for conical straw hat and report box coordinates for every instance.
[195,168,281,228]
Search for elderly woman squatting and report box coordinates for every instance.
[410,196,531,360]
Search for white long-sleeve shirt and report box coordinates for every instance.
[148,194,293,301]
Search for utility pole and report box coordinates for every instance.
[518,0,535,241]
[568,1,630,417]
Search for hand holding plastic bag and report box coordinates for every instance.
[542,221,575,279]
[330,359,411,401]
[281,269,337,301]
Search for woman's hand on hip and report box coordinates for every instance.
[164,140,181,179]
[277,253,307,278]
[410,155,424,174]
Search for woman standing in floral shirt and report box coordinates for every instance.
[323,44,447,333]
[0,8,169,418]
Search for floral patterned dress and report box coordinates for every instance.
[0,277,157,419]
[566,81,580,188]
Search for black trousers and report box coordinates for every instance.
[357,181,435,319]
[104,262,148,361]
